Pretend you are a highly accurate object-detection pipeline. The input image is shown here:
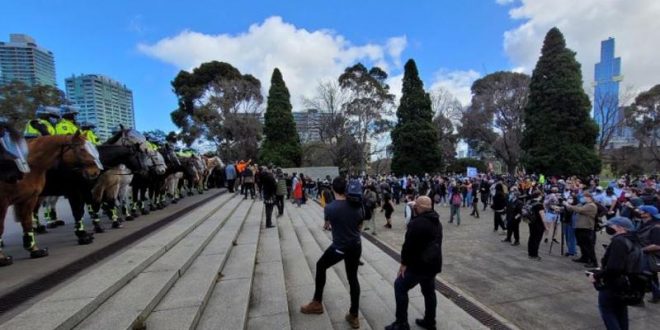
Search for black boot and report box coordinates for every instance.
[415,319,437,330]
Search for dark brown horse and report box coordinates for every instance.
[0,133,102,266]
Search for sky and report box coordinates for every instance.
[2,0,659,134]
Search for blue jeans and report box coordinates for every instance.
[598,289,628,330]
[563,222,577,255]
[394,269,436,325]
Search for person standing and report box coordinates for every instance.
[363,184,378,235]
[293,173,304,207]
[242,165,255,199]
[502,187,522,246]
[564,191,599,268]
[448,185,462,225]
[261,166,277,228]
[491,184,508,233]
[386,196,441,330]
[527,190,546,261]
[637,205,660,303]
[275,169,287,217]
[301,176,363,329]
[225,163,237,193]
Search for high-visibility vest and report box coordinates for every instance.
[55,119,79,135]
[82,129,99,145]
[24,119,55,137]
[147,141,159,152]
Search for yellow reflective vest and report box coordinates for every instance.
[55,119,79,135]
[146,141,159,151]
[82,129,100,145]
[24,119,55,137]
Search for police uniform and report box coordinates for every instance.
[55,118,79,135]
[24,119,55,137]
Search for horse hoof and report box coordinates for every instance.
[112,222,123,229]
[30,248,49,259]
[55,220,65,226]
[94,226,105,233]
[141,209,150,215]
[47,222,58,229]
[125,215,134,221]
[77,235,94,245]
[0,256,13,266]
[34,225,48,234]
[172,199,178,204]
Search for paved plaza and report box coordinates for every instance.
[370,202,660,329]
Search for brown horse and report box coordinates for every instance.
[0,133,102,266]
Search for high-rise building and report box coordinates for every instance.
[292,109,330,143]
[65,74,135,141]
[0,34,57,87]
[593,38,622,138]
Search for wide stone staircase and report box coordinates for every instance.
[2,193,486,330]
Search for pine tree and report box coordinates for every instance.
[520,28,601,177]
[391,59,442,175]
[260,68,302,167]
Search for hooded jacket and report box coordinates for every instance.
[401,210,443,275]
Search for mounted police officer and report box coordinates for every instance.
[80,122,100,145]
[55,105,80,135]
[24,106,60,138]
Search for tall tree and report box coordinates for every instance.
[625,84,660,166]
[520,28,600,176]
[260,68,302,167]
[171,61,263,160]
[339,63,395,170]
[391,59,442,175]
[459,72,530,173]
[0,81,66,130]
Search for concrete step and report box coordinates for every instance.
[245,210,291,330]
[285,204,372,330]
[73,197,248,330]
[304,203,488,330]
[144,197,255,330]
[2,193,236,330]
[195,202,264,330]
[278,210,334,330]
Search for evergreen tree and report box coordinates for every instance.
[260,68,302,167]
[520,28,601,176]
[391,59,442,175]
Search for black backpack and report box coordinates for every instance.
[611,238,653,305]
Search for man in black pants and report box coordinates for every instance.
[386,196,442,330]
[260,166,277,228]
[527,190,546,261]
[564,191,598,268]
[301,176,363,329]
[503,187,522,246]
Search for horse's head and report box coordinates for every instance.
[63,132,103,180]
[148,149,167,175]
[160,143,181,168]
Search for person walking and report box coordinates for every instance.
[261,166,277,228]
[448,185,462,225]
[275,169,287,217]
[385,196,441,330]
[491,184,508,233]
[224,163,237,193]
[301,176,364,329]
[527,190,546,261]
[363,184,378,235]
[502,187,522,246]
[382,193,395,229]
[242,165,255,199]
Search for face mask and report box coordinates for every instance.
[605,227,617,235]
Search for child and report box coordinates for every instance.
[381,194,394,228]
[470,194,480,218]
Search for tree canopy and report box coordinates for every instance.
[520,28,600,176]
[259,68,302,167]
[0,81,66,130]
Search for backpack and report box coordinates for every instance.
[522,201,541,223]
[611,237,653,305]
[637,222,660,272]
[451,193,462,206]
[346,179,371,220]
[421,219,443,274]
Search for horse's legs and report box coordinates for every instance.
[130,184,140,218]
[15,199,49,258]
[0,202,13,266]
[68,194,94,245]
[45,196,63,228]
[32,198,47,234]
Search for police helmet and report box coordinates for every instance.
[35,106,61,118]
[59,105,80,117]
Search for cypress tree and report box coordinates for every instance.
[520,28,601,176]
[260,68,302,167]
[391,59,442,175]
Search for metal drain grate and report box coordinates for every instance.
[0,189,226,316]
[362,233,514,330]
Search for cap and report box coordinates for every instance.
[413,196,432,210]
[606,216,635,231]
[638,205,660,220]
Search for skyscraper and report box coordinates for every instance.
[593,37,622,138]
[0,34,56,87]
[65,74,135,141]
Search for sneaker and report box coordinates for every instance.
[385,321,410,330]
[511,241,520,246]
[415,318,437,330]
[345,313,360,329]
[300,300,323,314]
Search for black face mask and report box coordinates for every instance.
[605,227,617,235]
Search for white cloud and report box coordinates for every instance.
[429,69,481,106]
[503,0,660,94]
[138,16,407,110]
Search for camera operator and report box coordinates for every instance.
[564,191,599,268]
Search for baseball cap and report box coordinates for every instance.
[638,205,660,220]
[605,216,636,231]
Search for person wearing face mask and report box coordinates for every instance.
[503,187,523,246]
[564,191,599,268]
[636,205,660,303]
[526,190,546,260]
[587,217,639,330]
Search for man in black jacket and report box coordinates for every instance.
[260,166,277,228]
[386,196,442,330]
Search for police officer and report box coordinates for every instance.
[24,106,60,138]
[55,105,80,135]
[80,122,100,145]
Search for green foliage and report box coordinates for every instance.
[259,68,302,167]
[0,81,66,130]
[447,158,487,174]
[520,28,601,176]
[625,84,660,165]
[391,59,442,175]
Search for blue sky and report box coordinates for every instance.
[2,0,657,133]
